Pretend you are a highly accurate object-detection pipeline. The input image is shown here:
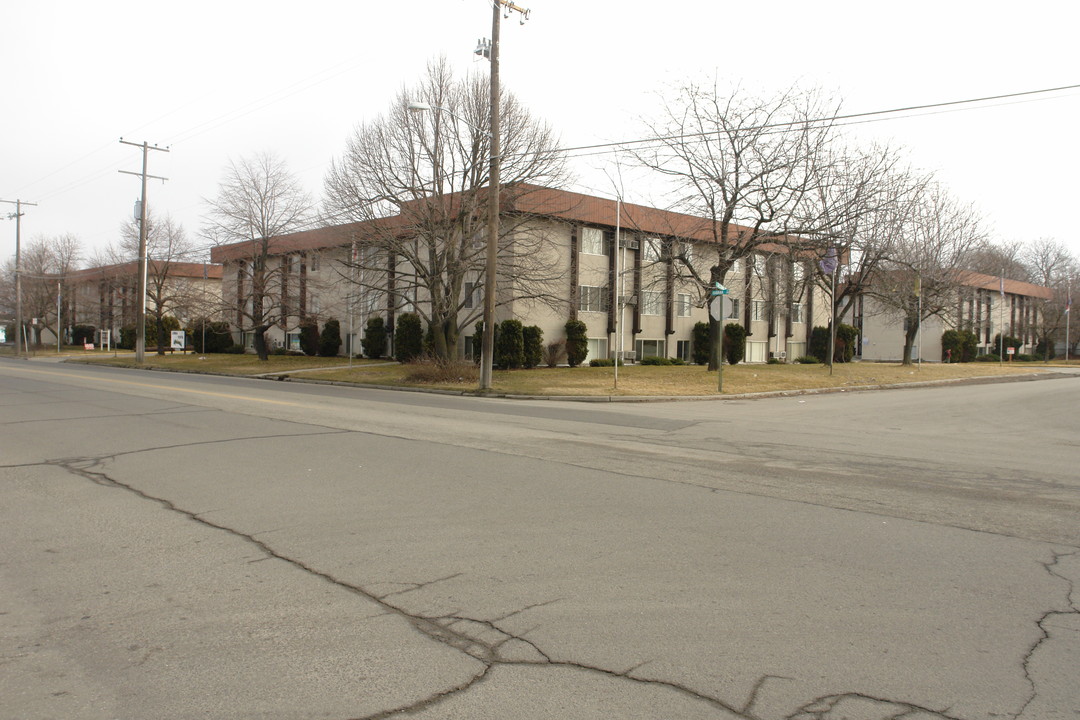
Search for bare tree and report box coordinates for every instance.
[323,57,568,361]
[203,152,314,360]
[967,240,1030,281]
[120,212,201,353]
[866,185,986,364]
[1022,238,1078,357]
[632,82,838,369]
[13,234,82,347]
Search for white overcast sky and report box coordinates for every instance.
[3,0,1078,266]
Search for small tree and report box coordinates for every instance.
[543,341,565,368]
[319,318,342,357]
[941,329,977,362]
[692,322,710,365]
[120,325,137,350]
[522,325,544,369]
[495,319,525,370]
[147,316,182,351]
[992,333,1023,358]
[724,323,747,365]
[564,319,588,368]
[395,313,423,362]
[362,317,387,359]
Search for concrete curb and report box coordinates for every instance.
[54,356,1078,404]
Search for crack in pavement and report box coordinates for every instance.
[1015,549,1080,719]
[42,453,1073,720]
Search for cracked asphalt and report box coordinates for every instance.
[1,360,1078,719]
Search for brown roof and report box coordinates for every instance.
[208,185,789,263]
[958,271,1054,300]
[66,261,222,282]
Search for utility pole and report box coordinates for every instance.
[119,139,168,363]
[478,0,529,392]
[1,198,38,358]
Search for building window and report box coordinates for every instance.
[752,300,767,322]
[581,227,606,255]
[793,262,805,281]
[681,242,694,264]
[730,258,742,274]
[676,339,691,361]
[791,302,805,323]
[586,337,608,362]
[643,237,662,262]
[463,281,476,309]
[676,293,693,317]
[635,339,665,359]
[728,297,741,319]
[309,253,320,273]
[641,290,666,316]
[579,285,609,313]
[286,331,302,351]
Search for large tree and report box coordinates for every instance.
[12,234,82,347]
[322,58,568,362]
[631,82,839,369]
[866,185,986,364]
[1021,238,1078,357]
[121,212,202,353]
[203,152,314,360]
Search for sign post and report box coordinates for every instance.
[710,283,729,392]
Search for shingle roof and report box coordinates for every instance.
[957,271,1054,300]
[66,261,223,282]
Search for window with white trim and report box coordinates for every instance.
[463,281,476,309]
[581,227,606,255]
[728,297,741,319]
[793,262,805,281]
[676,339,691,361]
[635,339,665,359]
[579,285,609,313]
[676,293,693,317]
[643,237,662,262]
[752,300,767,322]
[586,337,608,362]
[791,302,805,323]
[641,290,666,316]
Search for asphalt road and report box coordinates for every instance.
[1,359,1077,720]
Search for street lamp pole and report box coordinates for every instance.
[479,1,503,392]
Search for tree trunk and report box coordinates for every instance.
[901,322,918,365]
[254,325,270,361]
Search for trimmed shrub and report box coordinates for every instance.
[361,317,387,359]
[187,320,234,353]
[564,319,588,368]
[119,325,136,350]
[992,334,1023,357]
[589,357,615,367]
[471,321,500,364]
[522,325,543,369]
[495,319,524,370]
[223,344,247,354]
[809,326,829,363]
[640,355,675,365]
[71,325,96,345]
[1014,353,1033,362]
[975,353,1000,362]
[835,323,859,363]
[794,355,820,364]
[319,318,342,357]
[544,341,565,368]
[1034,338,1056,361]
[692,322,710,365]
[941,329,978,362]
[724,323,747,365]
[395,313,423,362]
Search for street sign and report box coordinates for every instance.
[710,282,729,297]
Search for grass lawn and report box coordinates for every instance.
[66,351,1062,396]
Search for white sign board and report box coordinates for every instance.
[171,330,186,351]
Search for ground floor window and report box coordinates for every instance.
[746,341,767,363]
[676,339,691,361]
[587,337,608,362]
[286,331,302,352]
[635,338,665,359]
[787,341,806,359]
[242,331,256,349]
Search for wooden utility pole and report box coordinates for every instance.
[119,139,168,363]
[479,0,529,391]
[1,198,38,357]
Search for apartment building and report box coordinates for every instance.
[209,185,830,362]
[857,271,1054,362]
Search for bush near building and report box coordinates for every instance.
[941,329,978,362]
[564,320,588,368]
[361,317,387,359]
[395,313,423,363]
[187,320,235,353]
[319,318,342,357]
[724,323,747,365]
[495,319,525,370]
[692,322,710,365]
[522,325,543,369]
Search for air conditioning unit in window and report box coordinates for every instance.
[778,351,787,360]
[619,294,637,306]
[621,238,640,250]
